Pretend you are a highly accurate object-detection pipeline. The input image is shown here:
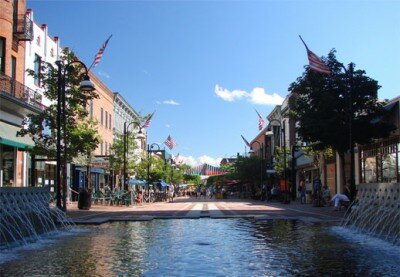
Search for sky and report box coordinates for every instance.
[27,0,400,167]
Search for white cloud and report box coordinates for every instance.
[179,155,222,167]
[215,84,284,106]
[179,155,197,167]
[198,155,223,167]
[97,70,110,79]
[165,124,171,128]
[156,101,161,105]
[214,84,247,102]
[163,100,180,105]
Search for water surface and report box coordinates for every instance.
[1,219,399,276]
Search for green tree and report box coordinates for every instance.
[290,49,393,185]
[18,48,99,161]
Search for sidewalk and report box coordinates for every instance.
[66,197,346,224]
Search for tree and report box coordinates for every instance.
[18,48,100,162]
[290,49,393,186]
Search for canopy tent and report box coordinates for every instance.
[128,179,147,186]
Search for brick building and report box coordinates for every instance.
[0,0,40,187]
[87,72,114,191]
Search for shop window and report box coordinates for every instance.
[361,139,399,183]
[1,145,15,186]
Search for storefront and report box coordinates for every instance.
[0,122,34,187]
[360,137,399,184]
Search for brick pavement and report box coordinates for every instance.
[66,197,346,224]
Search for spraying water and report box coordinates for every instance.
[0,186,74,249]
[341,183,400,246]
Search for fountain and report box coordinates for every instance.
[0,186,74,248]
[342,183,400,245]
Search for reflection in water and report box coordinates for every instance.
[1,219,399,276]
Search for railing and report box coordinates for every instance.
[0,73,45,111]
[13,14,33,41]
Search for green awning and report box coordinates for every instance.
[0,121,34,149]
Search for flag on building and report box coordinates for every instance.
[255,109,264,130]
[164,135,177,150]
[91,35,112,69]
[141,111,155,128]
[241,135,250,147]
[299,35,331,74]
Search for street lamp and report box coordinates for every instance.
[249,141,264,194]
[123,121,145,191]
[266,119,290,203]
[147,143,163,185]
[56,60,95,211]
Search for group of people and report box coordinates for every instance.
[297,177,351,210]
[194,186,216,199]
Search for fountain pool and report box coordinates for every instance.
[1,219,399,276]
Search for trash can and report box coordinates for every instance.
[78,189,92,210]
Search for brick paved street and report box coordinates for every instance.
[66,197,346,224]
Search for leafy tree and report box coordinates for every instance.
[233,155,263,184]
[290,50,393,186]
[273,146,291,178]
[18,48,100,161]
[183,173,201,185]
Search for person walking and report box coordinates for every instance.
[299,179,306,204]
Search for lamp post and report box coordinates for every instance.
[249,141,264,193]
[340,63,355,201]
[147,143,162,185]
[123,121,145,191]
[56,60,95,211]
[266,119,289,203]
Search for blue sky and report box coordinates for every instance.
[28,0,399,166]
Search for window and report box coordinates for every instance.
[12,0,18,33]
[109,114,112,130]
[0,37,5,73]
[11,56,16,80]
[105,111,108,128]
[100,143,103,155]
[34,54,42,86]
[105,142,108,155]
[100,108,104,125]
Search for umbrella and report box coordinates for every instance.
[160,181,169,187]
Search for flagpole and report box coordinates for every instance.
[298,35,309,50]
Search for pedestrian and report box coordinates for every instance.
[298,179,306,204]
[322,184,331,206]
[331,193,350,211]
[169,184,175,202]
[313,176,323,207]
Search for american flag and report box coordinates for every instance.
[141,111,155,128]
[92,35,112,69]
[299,35,331,74]
[164,135,177,150]
[241,135,250,147]
[255,109,264,130]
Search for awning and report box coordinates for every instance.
[128,179,147,186]
[0,121,34,149]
